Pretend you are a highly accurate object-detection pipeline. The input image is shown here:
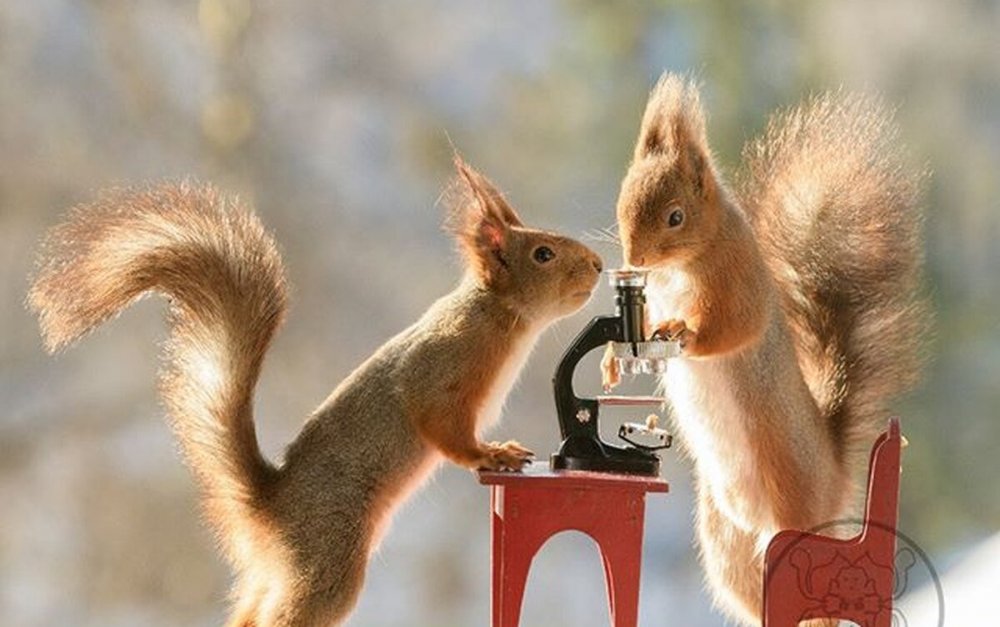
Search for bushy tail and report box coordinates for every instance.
[28,182,288,562]
[738,93,930,473]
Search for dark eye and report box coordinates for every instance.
[667,207,685,228]
[532,246,555,264]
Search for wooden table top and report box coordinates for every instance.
[477,466,669,492]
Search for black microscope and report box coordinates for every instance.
[550,269,679,476]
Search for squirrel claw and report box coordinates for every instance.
[653,319,695,350]
[478,440,534,472]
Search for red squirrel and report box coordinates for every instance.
[28,158,603,626]
[609,74,928,625]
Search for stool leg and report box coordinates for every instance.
[593,519,643,627]
[498,537,542,627]
[491,487,503,627]
[491,486,547,627]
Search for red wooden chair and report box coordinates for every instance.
[762,418,903,627]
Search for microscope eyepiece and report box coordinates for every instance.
[608,269,648,346]
[606,269,646,288]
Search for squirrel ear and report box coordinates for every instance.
[446,156,521,281]
[453,156,524,228]
[634,73,715,198]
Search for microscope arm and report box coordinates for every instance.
[552,315,622,441]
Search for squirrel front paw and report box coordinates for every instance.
[600,341,621,392]
[477,440,534,471]
[652,319,696,351]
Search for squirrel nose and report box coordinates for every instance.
[627,252,646,268]
[591,257,603,273]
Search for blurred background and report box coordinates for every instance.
[1,1,997,625]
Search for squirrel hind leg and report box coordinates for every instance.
[225,599,261,627]
[225,611,258,627]
[269,583,365,627]
[245,550,368,627]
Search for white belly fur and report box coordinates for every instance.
[663,358,774,534]
[647,270,774,534]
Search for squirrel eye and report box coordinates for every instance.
[667,207,685,228]
[532,246,556,264]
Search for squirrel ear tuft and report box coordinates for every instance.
[634,73,715,197]
[452,156,524,228]
[445,156,521,281]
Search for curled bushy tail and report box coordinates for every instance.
[28,182,287,563]
[738,93,930,473]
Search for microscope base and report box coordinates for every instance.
[550,436,660,476]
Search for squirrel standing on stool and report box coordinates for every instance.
[608,74,929,625]
[28,158,603,626]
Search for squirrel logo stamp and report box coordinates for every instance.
[767,519,943,627]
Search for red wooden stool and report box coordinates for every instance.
[762,418,903,627]
[479,469,668,627]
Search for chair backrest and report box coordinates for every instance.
[862,417,902,535]
[761,418,905,627]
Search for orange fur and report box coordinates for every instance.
[28,160,603,626]
[613,74,928,625]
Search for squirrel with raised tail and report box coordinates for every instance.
[607,74,929,625]
[28,158,603,626]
